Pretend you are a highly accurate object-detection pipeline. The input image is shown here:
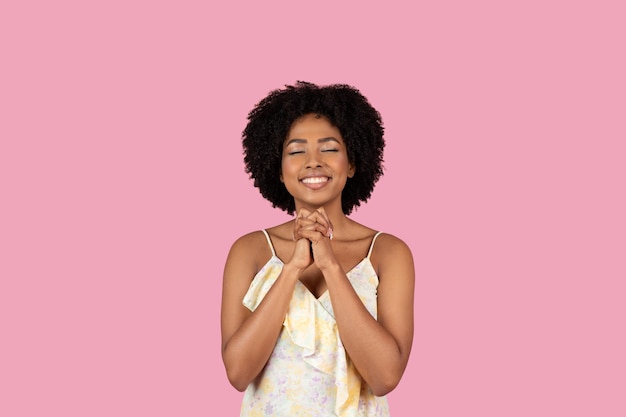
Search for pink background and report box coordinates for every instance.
[2,1,625,416]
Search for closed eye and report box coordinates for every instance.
[288,150,305,155]
[321,149,339,152]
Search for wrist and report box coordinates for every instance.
[282,262,306,278]
[319,260,342,275]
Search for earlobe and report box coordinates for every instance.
[280,173,284,183]
[348,164,355,178]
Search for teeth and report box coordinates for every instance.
[302,177,329,184]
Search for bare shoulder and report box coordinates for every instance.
[373,232,413,259]
[226,230,273,273]
[370,233,414,276]
[229,230,269,252]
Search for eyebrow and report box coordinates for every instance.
[284,137,341,146]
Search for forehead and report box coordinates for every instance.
[286,113,342,140]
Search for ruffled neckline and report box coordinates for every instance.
[270,255,372,301]
[242,254,381,416]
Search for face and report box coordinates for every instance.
[280,114,355,212]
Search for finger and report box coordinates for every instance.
[297,217,331,241]
[295,208,333,239]
[297,208,312,220]
[311,208,333,238]
[317,207,334,232]
[296,223,327,240]
[294,216,319,233]
[299,227,329,243]
[302,210,329,230]
[293,208,313,240]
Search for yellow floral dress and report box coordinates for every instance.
[240,230,390,417]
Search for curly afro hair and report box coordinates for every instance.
[242,81,385,215]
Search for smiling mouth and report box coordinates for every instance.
[301,177,330,184]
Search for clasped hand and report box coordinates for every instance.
[290,208,335,270]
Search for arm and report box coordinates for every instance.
[297,211,414,396]
[323,235,414,396]
[295,209,415,395]
[220,232,310,391]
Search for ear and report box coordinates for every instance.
[280,172,284,183]
[348,163,355,178]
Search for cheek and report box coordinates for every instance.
[339,155,352,170]
[280,159,297,180]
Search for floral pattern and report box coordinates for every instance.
[240,231,390,417]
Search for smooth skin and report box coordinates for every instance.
[221,114,415,396]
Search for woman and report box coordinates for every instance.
[221,81,415,416]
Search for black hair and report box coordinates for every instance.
[242,81,385,215]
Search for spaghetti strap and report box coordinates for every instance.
[366,231,383,259]
[261,229,276,257]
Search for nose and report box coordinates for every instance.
[305,151,323,169]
